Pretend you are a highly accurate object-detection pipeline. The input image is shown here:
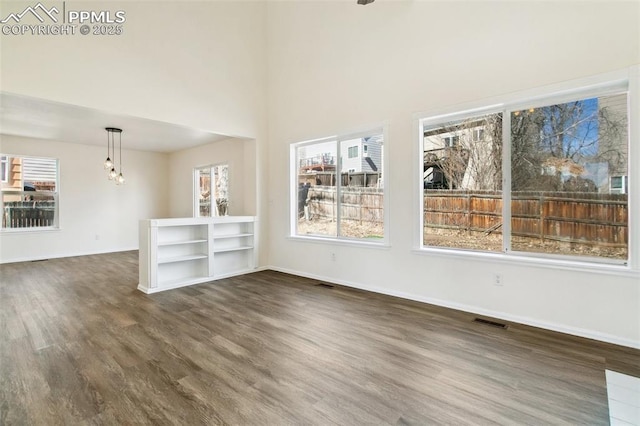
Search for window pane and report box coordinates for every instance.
[510,94,628,260]
[2,192,57,229]
[423,113,503,251]
[1,155,58,230]
[296,141,337,237]
[339,135,384,240]
[196,168,211,217]
[212,164,229,216]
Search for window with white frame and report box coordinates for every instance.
[609,176,627,194]
[292,128,385,242]
[420,84,630,264]
[194,164,229,217]
[1,154,59,230]
[1,156,8,182]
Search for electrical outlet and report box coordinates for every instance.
[95,234,100,241]
[493,273,503,286]
[330,252,336,262]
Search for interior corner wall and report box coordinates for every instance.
[265,1,640,347]
[167,138,255,218]
[0,135,169,263]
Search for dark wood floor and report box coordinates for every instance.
[1,251,639,425]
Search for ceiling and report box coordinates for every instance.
[0,93,231,153]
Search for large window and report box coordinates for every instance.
[194,164,229,217]
[292,129,386,243]
[423,112,503,252]
[421,85,630,264]
[1,155,59,230]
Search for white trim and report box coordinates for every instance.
[0,225,61,234]
[267,266,640,350]
[290,124,389,246]
[286,235,390,250]
[502,110,512,253]
[417,67,636,270]
[413,68,630,122]
[193,162,230,218]
[412,247,637,278]
[414,117,423,250]
[138,265,269,294]
[627,65,639,270]
[0,246,138,265]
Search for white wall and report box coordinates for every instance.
[0,1,268,263]
[0,135,169,263]
[0,1,267,139]
[266,1,640,347]
[168,137,255,218]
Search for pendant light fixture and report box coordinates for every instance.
[103,129,113,170]
[116,128,125,185]
[105,127,124,184]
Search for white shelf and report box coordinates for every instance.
[213,233,253,240]
[138,216,256,294]
[158,239,207,246]
[158,254,208,264]
[157,275,211,289]
[213,246,253,253]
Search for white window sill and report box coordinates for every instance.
[412,247,638,278]
[1,227,61,235]
[288,235,391,250]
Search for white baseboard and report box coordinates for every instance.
[0,247,138,264]
[137,267,270,294]
[267,265,640,350]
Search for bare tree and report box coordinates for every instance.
[424,94,627,193]
[429,113,502,191]
[511,94,627,192]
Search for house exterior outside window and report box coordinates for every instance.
[292,128,387,243]
[194,164,229,217]
[420,82,630,265]
[1,154,59,230]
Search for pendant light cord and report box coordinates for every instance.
[111,130,114,165]
[119,131,122,172]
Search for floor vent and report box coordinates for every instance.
[315,283,334,289]
[473,317,508,329]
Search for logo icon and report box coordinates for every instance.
[1,2,59,24]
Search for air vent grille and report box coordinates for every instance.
[473,317,508,329]
[315,283,334,289]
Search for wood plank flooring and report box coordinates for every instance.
[1,251,639,425]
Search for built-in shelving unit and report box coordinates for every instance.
[138,216,256,294]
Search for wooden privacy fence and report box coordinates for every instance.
[306,186,383,224]
[423,190,627,247]
[2,201,56,228]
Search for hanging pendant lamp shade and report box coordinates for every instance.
[105,127,124,184]
[103,128,113,170]
[104,157,113,170]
